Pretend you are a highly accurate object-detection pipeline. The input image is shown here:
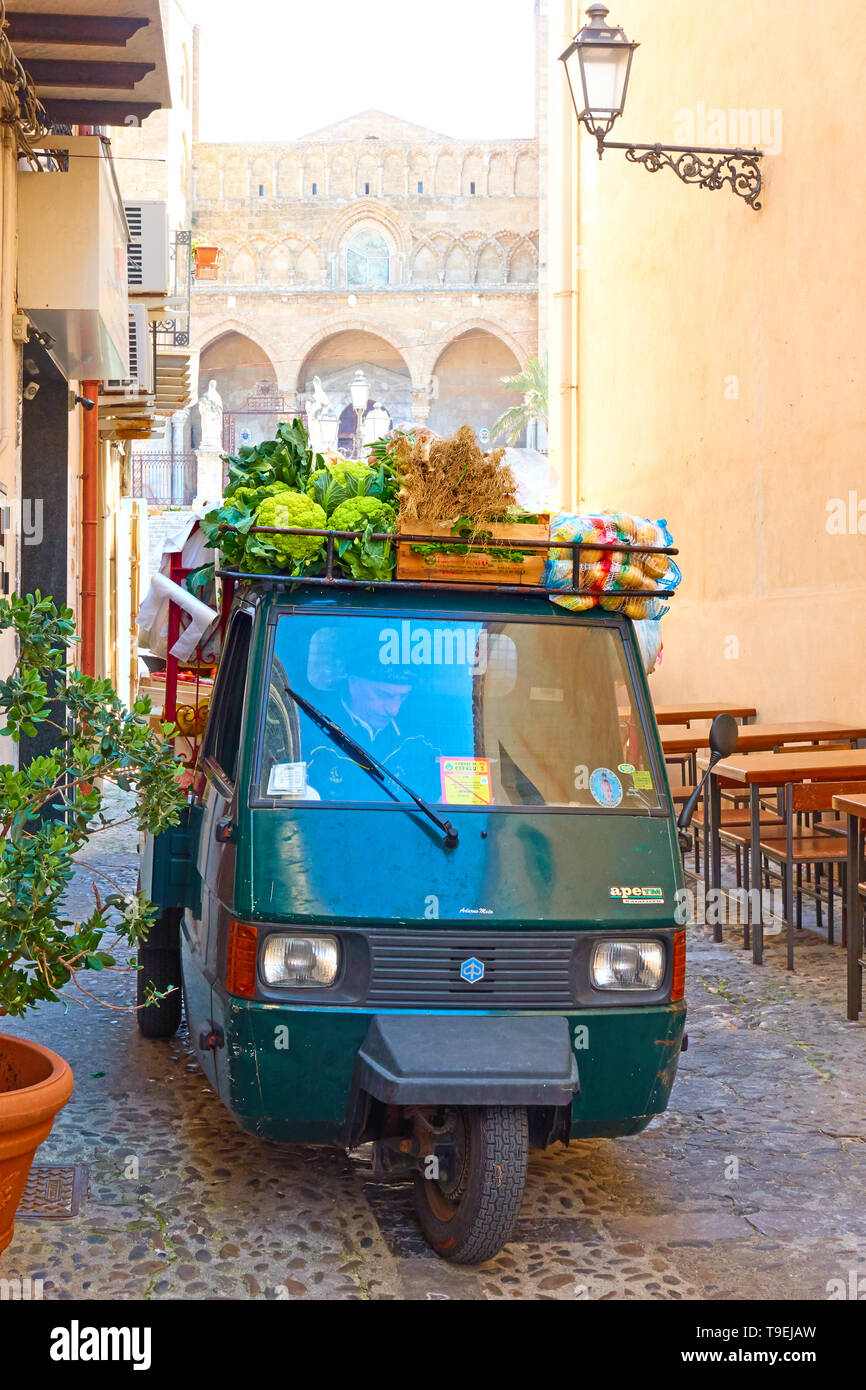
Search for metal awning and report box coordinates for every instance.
[98,346,191,442]
[154,350,192,414]
[6,1,171,127]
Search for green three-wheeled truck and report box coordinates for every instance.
[137,530,730,1264]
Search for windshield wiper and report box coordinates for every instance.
[287,686,459,849]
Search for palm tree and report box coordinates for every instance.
[491,354,548,446]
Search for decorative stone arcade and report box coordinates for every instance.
[190,110,539,448]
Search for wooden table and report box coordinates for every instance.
[664,721,866,793]
[832,792,866,1021]
[699,747,866,965]
[664,720,866,757]
[654,702,757,726]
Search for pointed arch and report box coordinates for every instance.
[192,316,282,364]
[443,239,472,286]
[322,199,411,259]
[410,237,441,285]
[475,237,507,285]
[507,236,538,284]
[417,316,530,384]
[288,317,415,395]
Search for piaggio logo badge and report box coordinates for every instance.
[459,957,485,983]
[610,886,665,903]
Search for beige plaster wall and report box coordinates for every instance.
[548,0,866,722]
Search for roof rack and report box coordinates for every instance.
[214,524,680,599]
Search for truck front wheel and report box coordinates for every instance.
[413,1106,528,1264]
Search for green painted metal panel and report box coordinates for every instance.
[208,993,685,1146]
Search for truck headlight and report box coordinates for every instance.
[590,939,665,991]
[261,934,340,987]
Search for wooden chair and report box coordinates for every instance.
[857,878,866,1019]
[759,781,866,968]
[717,807,786,897]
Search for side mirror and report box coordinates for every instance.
[676,714,739,832]
[709,712,739,759]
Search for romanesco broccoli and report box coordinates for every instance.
[243,491,327,572]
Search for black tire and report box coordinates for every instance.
[136,948,183,1039]
[413,1106,528,1264]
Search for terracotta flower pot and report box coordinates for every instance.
[193,245,221,280]
[0,1033,74,1255]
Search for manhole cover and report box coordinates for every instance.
[16,1164,88,1219]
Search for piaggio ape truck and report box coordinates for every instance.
[138,521,734,1264]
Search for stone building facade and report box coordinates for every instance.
[189,109,539,451]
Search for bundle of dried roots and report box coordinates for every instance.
[392,425,517,527]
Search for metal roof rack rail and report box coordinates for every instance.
[214,524,680,600]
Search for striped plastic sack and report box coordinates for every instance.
[543,510,681,619]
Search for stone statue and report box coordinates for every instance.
[306,375,331,453]
[198,379,223,452]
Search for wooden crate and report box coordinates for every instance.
[396,517,549,586]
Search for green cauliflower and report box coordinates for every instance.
[243,491,327,573]
[329,496,397,583]
[330,495,396,533]
[306,460,375,516]
[311,459,371,487]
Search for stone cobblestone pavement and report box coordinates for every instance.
[1,811,864,1301]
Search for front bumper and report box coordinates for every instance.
[208,986,686,1146]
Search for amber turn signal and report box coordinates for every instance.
[227,920,258,998]
[671,929,686,1001]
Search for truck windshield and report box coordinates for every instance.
[256,614,662,811]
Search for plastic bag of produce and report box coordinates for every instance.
[633,617,664,674]
[544,510,681,620]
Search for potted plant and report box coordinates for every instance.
[191,239,222,280]
[0,593,185,1254]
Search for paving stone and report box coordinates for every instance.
[1,810,864,1299]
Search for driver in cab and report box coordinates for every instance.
[304,656,442,802]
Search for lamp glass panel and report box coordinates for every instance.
[581,46,630,114]
[320,416,339,450]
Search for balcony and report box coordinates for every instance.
[155,231,192,351]
[130,452,197,507]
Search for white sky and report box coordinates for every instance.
[182,0,538,143]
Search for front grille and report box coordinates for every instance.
[365,930,577,1008]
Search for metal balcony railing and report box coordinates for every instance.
[130,452,197,506]
[154,229,192,349]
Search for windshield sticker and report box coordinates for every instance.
[440,757,493,805]
[632,770,654,790]
[589,767,623,807]
[267,761,308,797]
[618,762,635,774]
[530,686,564,702]
[610,885,665,903]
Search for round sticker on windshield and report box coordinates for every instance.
[590,767,623,808]
[618,763,635,775]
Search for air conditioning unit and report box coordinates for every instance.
[124,200,169,296]
[17,135,130,380]
[104,303,153,393]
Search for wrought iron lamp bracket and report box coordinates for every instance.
[597,136,763,210]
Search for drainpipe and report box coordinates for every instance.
[0,127,17,550]
[80,380,99,676]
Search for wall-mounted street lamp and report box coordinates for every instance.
[560,4,763,209]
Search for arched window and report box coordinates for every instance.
[347,230,390,287]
